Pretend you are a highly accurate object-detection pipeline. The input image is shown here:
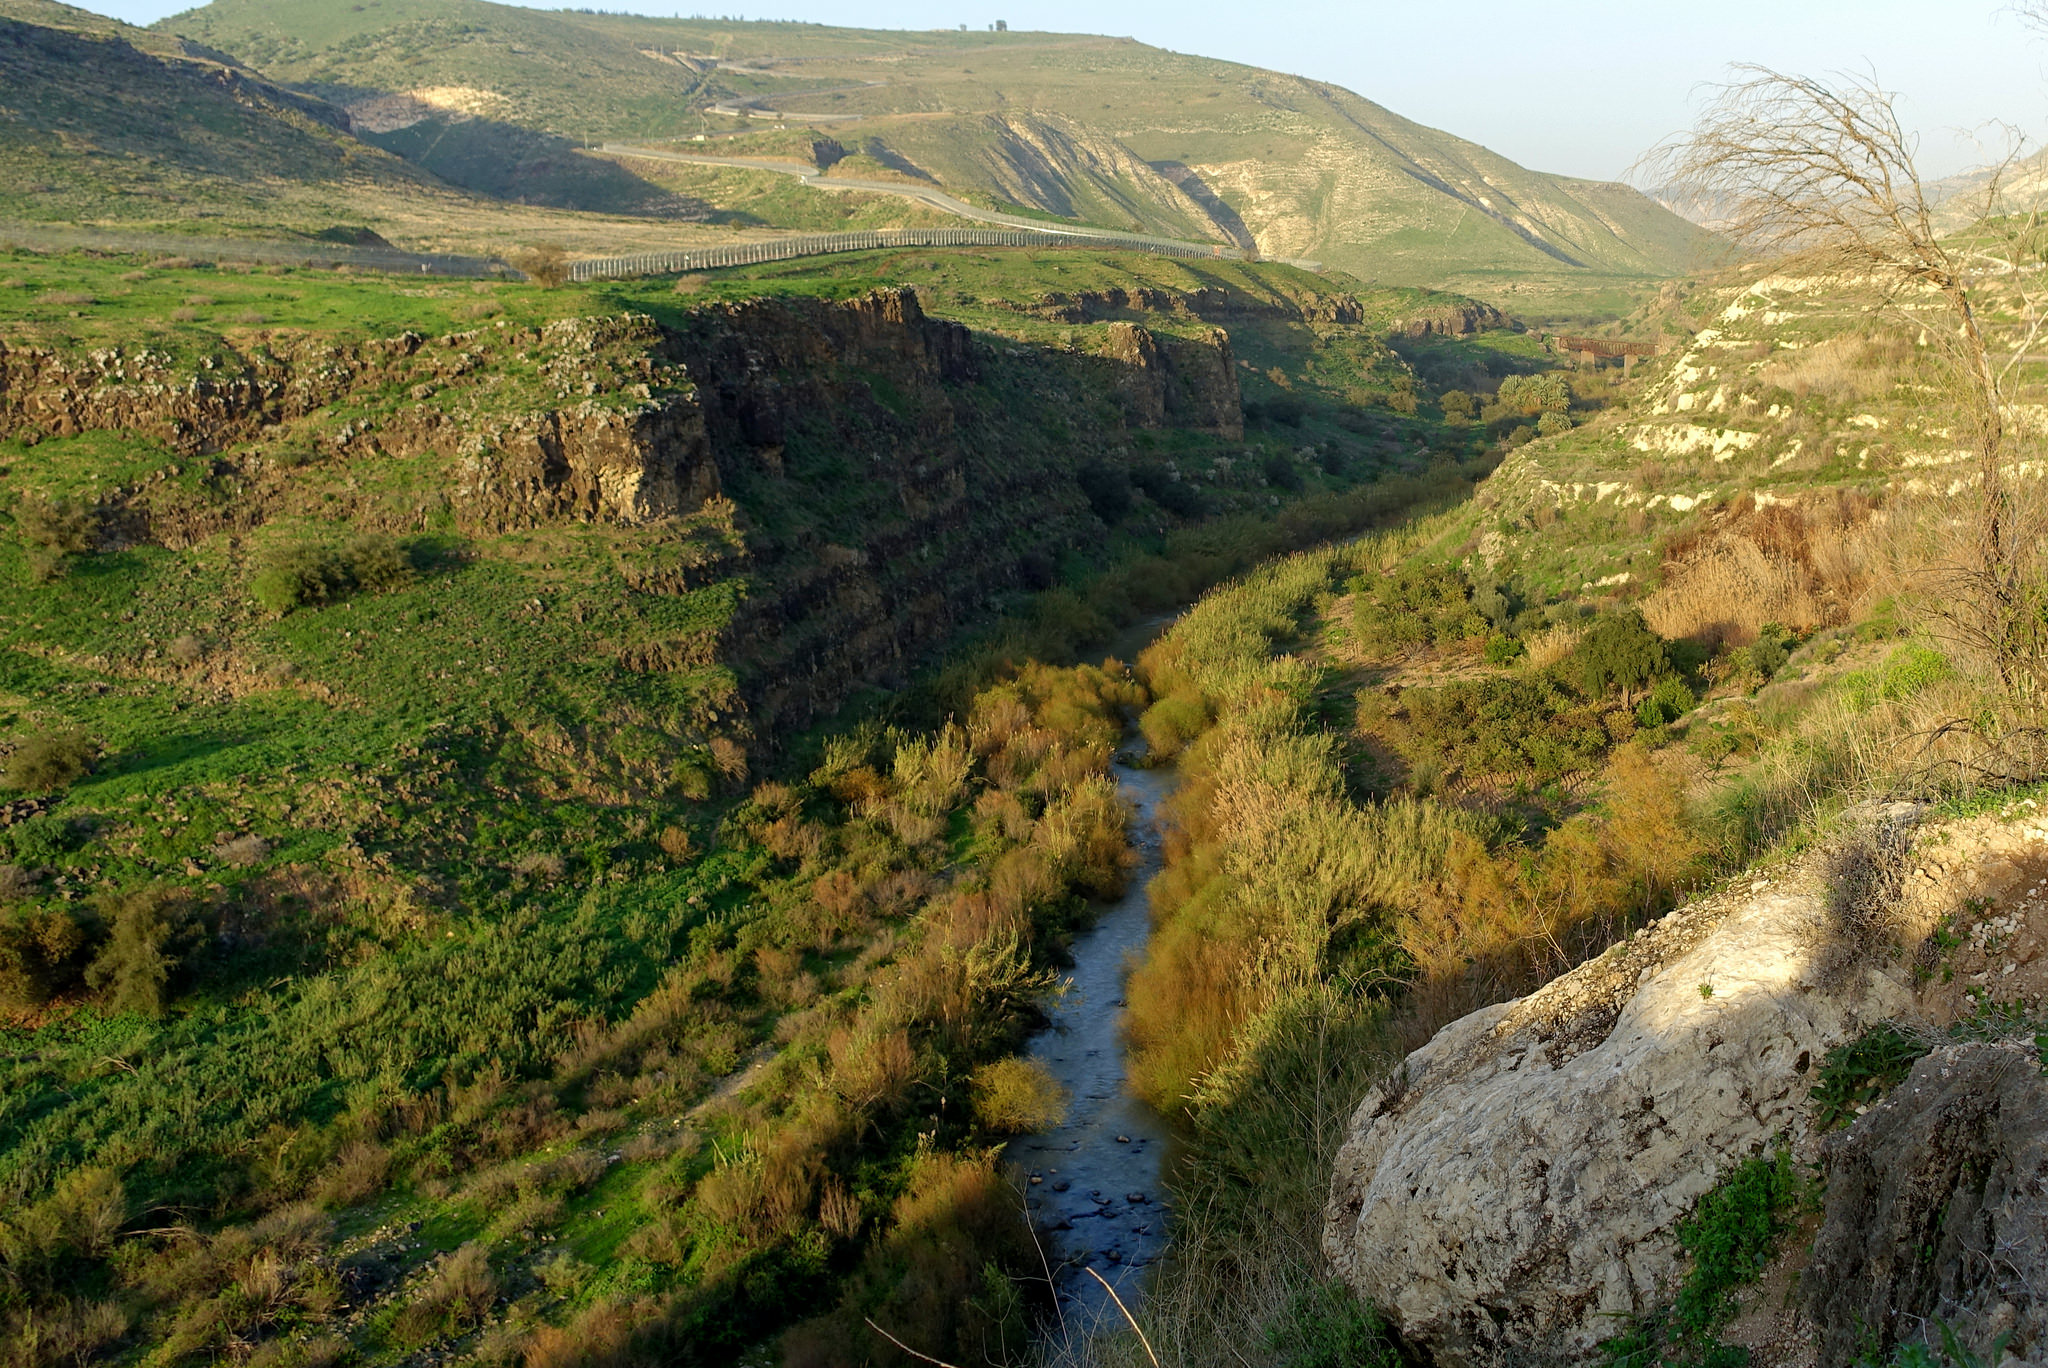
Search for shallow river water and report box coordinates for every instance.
[1008,755,1177,1334]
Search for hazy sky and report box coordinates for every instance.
[95,0,2048,182]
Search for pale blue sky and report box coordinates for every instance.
[91,0,2048,181]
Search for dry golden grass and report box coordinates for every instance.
[1645,493,1879,645]
[1523,623,1584,669]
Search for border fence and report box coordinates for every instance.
[0,222,510,277]
[569,225,1245,281]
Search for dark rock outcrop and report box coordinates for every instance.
[1101,321,1242,438]
[1394,300,1511,337]
[1806,1041,2048,1367]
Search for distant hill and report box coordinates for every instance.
[162,0,1716,286]
[0,0,464,232]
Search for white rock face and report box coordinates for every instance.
[1323,841,1919,1368]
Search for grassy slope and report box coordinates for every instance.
[163,0,1715,288]
[0,245,1514,1364]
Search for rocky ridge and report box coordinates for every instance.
[1326,802,2048,1368]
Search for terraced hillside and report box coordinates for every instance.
[163,0,1714,289]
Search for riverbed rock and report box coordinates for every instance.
[1323,810,1928,1368]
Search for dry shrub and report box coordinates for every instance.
[1645,539,1826,644]
[760,815,824,864]
[819,1181,863,1240]
[969,1057,1066,1133]
[694,1149,766,1229]
[522,1298,638,1368]
[313,1140,388,1208]
[487,1192,563,1242]
[1394,745,1702,1043]
[1523,623,1584,670]
[869,870,933,919]
[1758,329,1914,403]
[828,1026,917,1114]
[657,824,694,861]
[971,788,1032,843]
[392,1242,496,1346]
[509,243,571,289]
[1,1298,131,1368]
[1646,494,1876,644]
[214,833,270,867]
[809,869,873,937]
[708,736,748,781]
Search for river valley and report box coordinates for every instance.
[1010,755,1178,1334]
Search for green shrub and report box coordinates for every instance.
[1131,465,1206,519]
[4,730,96,792]
[1601,1150,1812,1368]
[1637,677,1698,727]
[1402,673,1610,780]
[1810,1023,1931,1131]
[1352,563,1489,656]
[1470,578,1518,631]
[250,535,417,614]
[1744,622,1792,680]
[1671,1149,1810,1334]
[1573,610,1672,702]
[1483,634,1525,665]
[968,1057,1066,1134]
[1537,410,1573,437]
[1263,452,1305,491]
[1076,460,1132,524]
[1439,390,1475,422]
[1140,689,1210,760]
[1843,645,1955,708]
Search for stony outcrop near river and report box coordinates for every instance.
[1325,804,2048,1368]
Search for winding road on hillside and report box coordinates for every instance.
[601,141,1228,246]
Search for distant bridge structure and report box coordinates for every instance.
[1556,335,1664,373]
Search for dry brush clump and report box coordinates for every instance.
[1644,492,1879,646]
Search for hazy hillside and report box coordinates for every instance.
[162,0,1716,286]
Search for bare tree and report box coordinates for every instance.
[1642,67,2048,774]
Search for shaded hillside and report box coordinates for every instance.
[0,0,454,232]
[164,0,1717,286]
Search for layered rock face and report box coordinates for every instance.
[452,395,716,529]
[0,283,1295,735]
[1324,817,1922,1367]
[1101,321,1243,438]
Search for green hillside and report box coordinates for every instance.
[161,0,1716,287]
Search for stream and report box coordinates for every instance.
[1009,754,1178,1334]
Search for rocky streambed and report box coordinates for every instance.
[1010,755,1177,1333]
